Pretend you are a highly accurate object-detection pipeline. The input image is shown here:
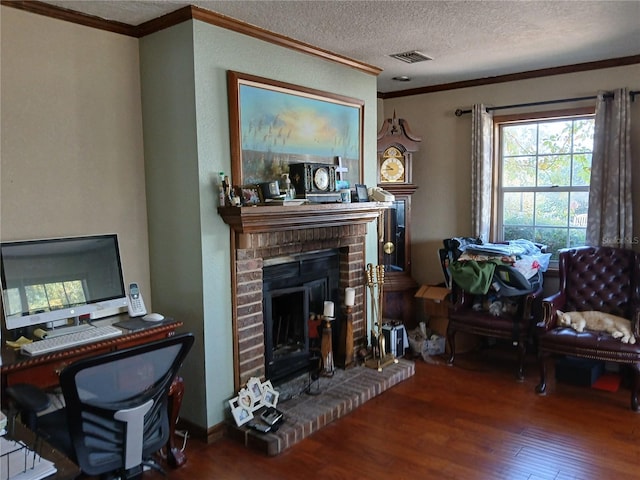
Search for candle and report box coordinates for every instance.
[345,287,355,307]
[323,301,335,318]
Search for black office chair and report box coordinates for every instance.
[6,333,194,480]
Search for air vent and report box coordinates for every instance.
[389,50,433,64]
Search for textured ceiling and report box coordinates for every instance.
[39,0,640,93]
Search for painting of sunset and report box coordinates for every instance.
[237,81,362,186]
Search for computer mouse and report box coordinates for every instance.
[142,313,165,322]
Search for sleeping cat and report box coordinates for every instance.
[557,310,636,344]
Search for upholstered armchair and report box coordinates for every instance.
[535,246,640,410]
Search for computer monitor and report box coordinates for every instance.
[1,234,128,332]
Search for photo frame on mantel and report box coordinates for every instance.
[227,70,364,188]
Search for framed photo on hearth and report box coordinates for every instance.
[247,377,264,407]
[228,395,254,427]
[261,383,279,408]
[228,70,364,187]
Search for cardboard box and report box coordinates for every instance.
[415,285,451,318]
[415,284,479,354]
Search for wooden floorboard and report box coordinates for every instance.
[139,345,640,480]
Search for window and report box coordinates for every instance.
[496,110,595,262]
[5,279,87,315]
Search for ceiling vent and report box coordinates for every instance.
[389,50,433,64]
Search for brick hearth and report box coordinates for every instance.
[227,358,415,455]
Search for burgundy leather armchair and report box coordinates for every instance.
[535,246,640,410]
[447,281,543,381]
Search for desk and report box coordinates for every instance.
[1,315,187,468]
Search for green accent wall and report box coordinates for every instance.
[140,20,378,428]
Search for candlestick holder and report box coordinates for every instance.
[320,315,335,376]
[336,304,354,369]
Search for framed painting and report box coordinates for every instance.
[228,71,364,188]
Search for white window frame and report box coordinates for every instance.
[493,107,595,263]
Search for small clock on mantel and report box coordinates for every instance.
[377,112,422,328]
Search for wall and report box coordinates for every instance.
[0,8,150,298]
[139,20,379,430]
[381,65,640,287]
[5,2,636,433]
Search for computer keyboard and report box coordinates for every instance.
[21,325,123,356]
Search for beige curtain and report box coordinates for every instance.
[586,89,634,248]
[471,104,494,241]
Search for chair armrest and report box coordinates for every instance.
[520,286,544,322]
[538,291,566,331]
[6,383,50,413]
[5,383,51,432]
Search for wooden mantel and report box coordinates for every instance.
[218,202,389,233]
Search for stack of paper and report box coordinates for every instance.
[0,437,57,480]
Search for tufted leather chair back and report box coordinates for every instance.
[559,246,640,318]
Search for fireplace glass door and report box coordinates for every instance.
[264,286,310,382]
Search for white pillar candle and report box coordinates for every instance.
[345,287,355,307]
[323,301,335,318]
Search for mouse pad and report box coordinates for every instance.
[113,317,166,332]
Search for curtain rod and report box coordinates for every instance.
[454,90,639,117]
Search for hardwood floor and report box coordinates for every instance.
[147,346,640,480]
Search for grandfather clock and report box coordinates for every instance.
[377,112,421,328]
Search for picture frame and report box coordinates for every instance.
[261,384,279,408]
[247,377,264,408]
[228,378,282,426]
[355,184,369,202]
[237,387,255,411]
[228,70,364,187]
[238,185,260,205]
[228,396,254,427]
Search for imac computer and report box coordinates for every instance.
[1,234,128,336]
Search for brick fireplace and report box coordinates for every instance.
[218,203,385,389]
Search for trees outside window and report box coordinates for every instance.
[496,110,595,261]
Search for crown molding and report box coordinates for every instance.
[4,1,637,96]
[379,54,640,99]
[1,1,381,77]
[1,0,136,36]
[186,6,381,77]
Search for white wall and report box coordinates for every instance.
[0,7,150,299]
[381,65,640,287]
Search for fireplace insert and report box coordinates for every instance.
[263,249,340,382]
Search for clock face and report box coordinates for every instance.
[314,167,330,191]
[380,157,405,182]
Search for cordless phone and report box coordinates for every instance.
[127,282,147,317]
